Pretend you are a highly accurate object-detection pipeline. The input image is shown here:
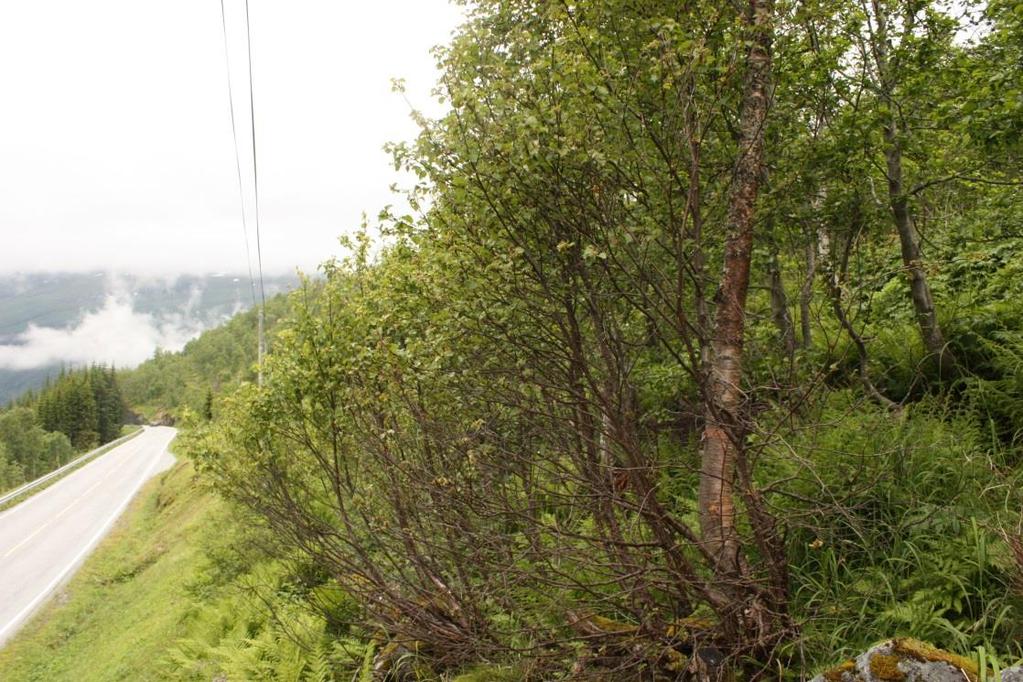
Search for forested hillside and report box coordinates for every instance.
[119,292,294,420]
[0,365,126,490]
[99,0,1023,678]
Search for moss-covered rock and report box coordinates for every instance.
[812,639,1022,682]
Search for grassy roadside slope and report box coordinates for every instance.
[0,447,522,681]
[0,460,220,681]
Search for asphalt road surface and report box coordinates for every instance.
[0,426,176,646]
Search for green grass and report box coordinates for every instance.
[0,460,223,681]
[0,448,365,681]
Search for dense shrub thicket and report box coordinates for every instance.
[140,0,1023,677]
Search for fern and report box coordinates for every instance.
[357,641,375,682]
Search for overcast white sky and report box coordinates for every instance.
[0,0,463,276]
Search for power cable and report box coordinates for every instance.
[243,0,266,311]
[242,0,267,386]
[219,0,267,384]
[218,0,258,309]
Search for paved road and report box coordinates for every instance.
[0,426,176,646]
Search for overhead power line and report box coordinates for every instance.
[243,0,267,312]
[218,0,267,384]
[242,0,267,386]
[217,0,257,309]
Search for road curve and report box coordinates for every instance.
[0,426,176,646]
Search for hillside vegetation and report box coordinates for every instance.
[62,0,1023,678]
[119,292,293,420]
[0,454,525,681]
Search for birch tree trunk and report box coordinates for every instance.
[698,0,775,573]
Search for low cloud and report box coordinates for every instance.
[0,294,209,370]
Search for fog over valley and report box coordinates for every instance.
[0,272,296,402]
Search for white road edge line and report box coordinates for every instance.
[0,433,174,645]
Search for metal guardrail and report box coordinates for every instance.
[0,427,146,508]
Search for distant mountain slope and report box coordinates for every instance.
[0,368,54,405]
[0,272,298,404]
[119,285,300,419]
[0,274,107,340]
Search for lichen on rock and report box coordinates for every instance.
[811,638,1023,682]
